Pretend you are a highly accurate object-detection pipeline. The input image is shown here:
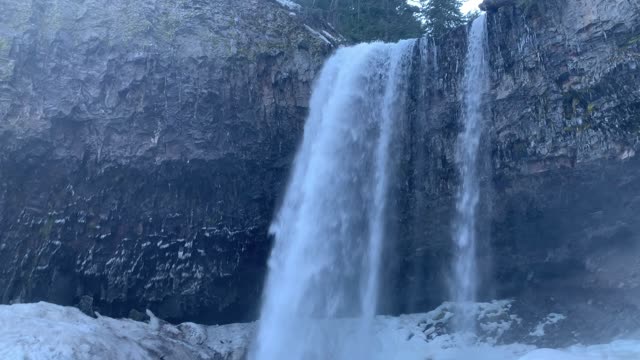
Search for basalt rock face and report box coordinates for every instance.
[0,0,338,324]
[394,0,640,345]
[488,0,640,344]
[479,0,516,12]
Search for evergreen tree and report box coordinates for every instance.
[295,0,423,42]
[463,9,482,23]
[419,0,465,38]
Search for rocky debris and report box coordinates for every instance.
[77,295,95,318]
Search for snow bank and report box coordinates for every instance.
[519,341,640,360]
[0,302,247,360]
[1,301,639,360]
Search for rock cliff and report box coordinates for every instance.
[393,0,640,345]
[0,0,338,324]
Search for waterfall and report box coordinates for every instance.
[451,14,490,332]
[250,40,415,360]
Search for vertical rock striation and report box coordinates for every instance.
[395,0,640,344]
[0,0,339,324]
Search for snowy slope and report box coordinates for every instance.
[0,302,250,360]
[1,301,639,360]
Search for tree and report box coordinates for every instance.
[419,0,465,39]
[295,0,424,42]
[463,9,482,23]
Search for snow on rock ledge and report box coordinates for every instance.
[275,0,301,10]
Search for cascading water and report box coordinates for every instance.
[451,14,490,332]
[250,40,415,360]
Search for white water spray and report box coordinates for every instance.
[451,14,490,331]
[250,40,415,360]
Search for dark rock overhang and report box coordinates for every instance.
[480,0,517,12]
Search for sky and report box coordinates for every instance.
[461,0,483,13]
[408,0,483,14]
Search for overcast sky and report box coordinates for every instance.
[461,0,482,13]
[408,0,483,14]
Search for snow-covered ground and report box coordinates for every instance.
[0,302,250,360]
[1,301,639,360]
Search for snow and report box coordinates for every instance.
[529,313,567,337]
[0,303,152,360]
[1,301,640,360]
[461,0,483,14]
[275,0,301,11]
[519,341,640,360]
[304,24,332,45]
[321,30,338,42]
[0,302,243,360]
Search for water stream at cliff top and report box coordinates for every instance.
[451,14,490,332]
[249,40,415,360]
